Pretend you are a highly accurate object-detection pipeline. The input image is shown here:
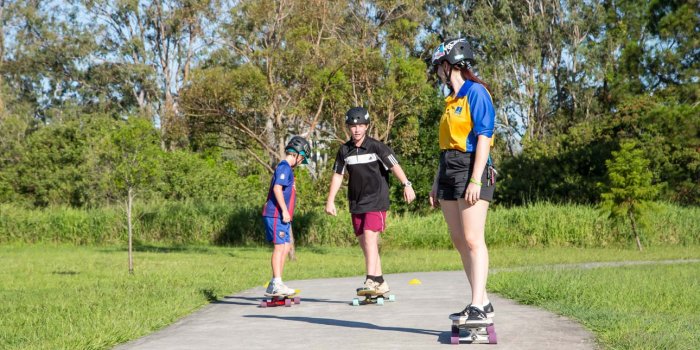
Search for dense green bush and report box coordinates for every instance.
[1,201,697,248]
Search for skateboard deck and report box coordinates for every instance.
[260,290,301,308]
[351,292,396,306]
[450,317,497,345]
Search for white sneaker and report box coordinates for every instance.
[375,281,390,294]
[357,278,378,295]
[265,281,295,296]
[278,283,296,296]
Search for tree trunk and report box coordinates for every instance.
[288,226,296,261]
[128,187,134,274]
[628,209,642,252]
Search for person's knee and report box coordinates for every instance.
[465,235,486,251]
[363,230,379,241]
[273,243,286,252]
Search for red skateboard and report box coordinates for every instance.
[260,291,301,308]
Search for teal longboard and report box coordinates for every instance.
[351,290,396,306]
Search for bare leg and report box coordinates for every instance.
[441,200,490,305]
[358,230,382,276]
[271,243,290,278]
[459,199,490,306]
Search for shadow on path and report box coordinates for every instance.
[219,296,348,306]
[244,315,452,344]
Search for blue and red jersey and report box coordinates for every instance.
[262,160,296,218]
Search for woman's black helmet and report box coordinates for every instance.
[285,136,311,164]
[345,107,370,125]
[431,38,475,69]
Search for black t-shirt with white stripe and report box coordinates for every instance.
[333,137,399,214]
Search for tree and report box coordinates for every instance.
[185,0,354,172]
[109,117,161,273]
[83,0,224,150]
[600,140,660,251]
[183,0,431,175]
[1,1,96,122]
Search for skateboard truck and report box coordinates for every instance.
[449,317,497,345]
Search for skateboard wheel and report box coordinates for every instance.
[487,325,497,344]
[293,296,301,304]
[376,297,384,305]
[450,336,459,345]
[260,300,267,308]
[352,298,360,306]
[284,298,292,307]
[388,294,396,302]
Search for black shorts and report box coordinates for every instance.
[437,150,496,201]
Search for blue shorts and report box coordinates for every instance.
[263,216,291,244]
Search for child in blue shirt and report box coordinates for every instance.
[262,136,311,296]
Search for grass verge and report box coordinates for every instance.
[0,245,698,349]
[490,262,700,349]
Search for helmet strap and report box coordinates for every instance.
[446,67,453,87]
[442,62,453,87]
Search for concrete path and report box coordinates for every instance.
[116,271,596,349]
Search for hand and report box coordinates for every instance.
[282,210,291,223]
[464,182,481,206]
[429,184,439,208]
[403,186,416,204]
[325,201,337,216]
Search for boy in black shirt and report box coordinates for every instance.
[325,107,415,295]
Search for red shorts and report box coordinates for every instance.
[351,211,387,236]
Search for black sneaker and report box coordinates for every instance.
[451,303,494,318]
[450,305,471,319]
[465,305,492,325]
[484,302,495,318]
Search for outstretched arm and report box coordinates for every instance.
[325,173,344,216]
[390,164,416,204]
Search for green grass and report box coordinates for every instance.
[386,202,700,248]
[490,263,700,350]
[0,245,698,349]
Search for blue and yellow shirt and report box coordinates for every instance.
[439,81,495,152]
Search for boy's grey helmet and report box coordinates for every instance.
[345,107,370,125]
[285,136,311,164]
[431,38,475,68]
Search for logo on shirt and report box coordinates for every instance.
[280,174,285,180]
[455,106,463,115]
